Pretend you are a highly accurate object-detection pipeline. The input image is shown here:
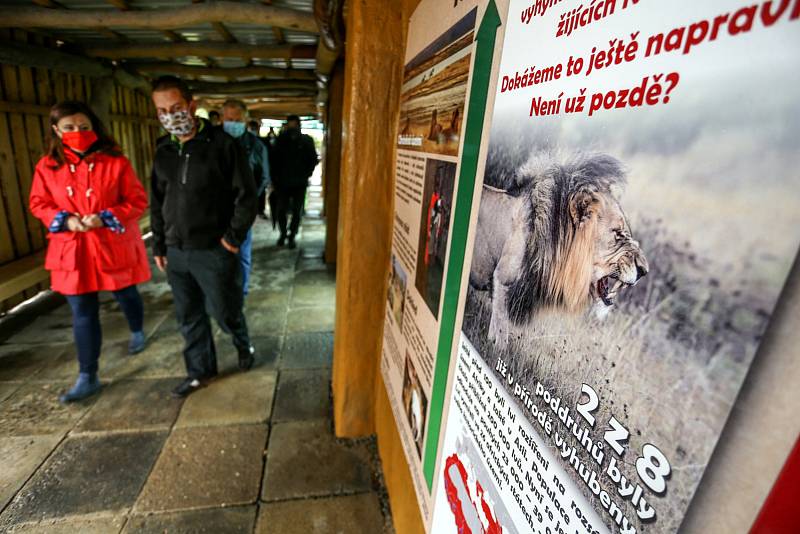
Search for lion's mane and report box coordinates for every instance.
[503,154,627,323]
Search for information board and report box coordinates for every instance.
[428,1,800,533]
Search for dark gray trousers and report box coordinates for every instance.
[166,245,250,379]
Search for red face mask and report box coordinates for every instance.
[61,130,98,153]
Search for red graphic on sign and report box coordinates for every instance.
[443,453,503,534]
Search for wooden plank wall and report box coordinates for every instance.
[0,30,160,312]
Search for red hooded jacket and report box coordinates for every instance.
[29,149,151,295]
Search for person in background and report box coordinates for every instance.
[208,110,222,128]
[272,115,318,249]
[221,99,271,298]
[29,100,151,403]
[246,119,261,137]
[150,76,258,397]
[258,126,280,221]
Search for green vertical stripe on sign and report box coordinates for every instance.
[423,0,502,490]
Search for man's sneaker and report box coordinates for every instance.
[172,377,209,398]
[277,235,286,247]
[59,373,101,403]
[287,236,297,250]
[238,345,256,372]
[128,330,146,355]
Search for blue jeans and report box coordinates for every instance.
[238,228,253,297]
[64,285,144,375]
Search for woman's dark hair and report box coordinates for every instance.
[46,100,121,168]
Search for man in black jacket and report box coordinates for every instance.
[272,115,318,249]
[150,76,258,397]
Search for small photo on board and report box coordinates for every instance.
[415,158,456,318]
[402,352,428,458]
[388,255,407,328]
[397,8,477,157]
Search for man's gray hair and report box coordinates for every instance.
[222,99,248,114]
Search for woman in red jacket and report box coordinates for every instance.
[29,101,151,403]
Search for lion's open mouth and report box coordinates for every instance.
[594,276,630,306]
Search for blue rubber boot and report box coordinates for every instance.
[128,331,146,355]
[59,373,101,403]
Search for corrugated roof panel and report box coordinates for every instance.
[197,75,230,83]
[48,0,118,8]
[272,0,314,12]
[128,0,194,8]
[290,59,316,69]
[0,0,42,5]
[213,57,249,68]
[282,30,318,45]
[227,25,278,46]
[50,29,109,43]
[113,28,175,42]
[252,58,290,69]
[230,0,313,10]
[176,25,224,43]
[172,56,211,66]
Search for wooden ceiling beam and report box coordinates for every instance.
[104,1,184,44]
[32,0,65,7]
[106,0,131,11]
[94,27,128,42]
[128,62,316,80]
[193,89,317,98]
[161,30,182,42]
[0,39,110,77]
[0,40,150,91]
[33,0,127,42]
[211,22,237,43]
[202,95,316,106]
[1,2,318,33]
[105,0,130,9]
[86,43,316,60]
[189,79,317,94]
[261,0,286,45]
[190,0,238,43]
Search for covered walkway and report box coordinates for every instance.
[0,0,431,532]
[0,205,395,532]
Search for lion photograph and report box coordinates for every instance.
[468,153,648,348]
[441,4,800,532]
[460,107,799,532]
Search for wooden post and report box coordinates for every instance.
[330,0,426,531]
[331,0,405,437]
[323,60,343,265]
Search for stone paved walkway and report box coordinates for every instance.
[0,204,395,533]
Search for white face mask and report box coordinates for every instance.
[158,109,195,136]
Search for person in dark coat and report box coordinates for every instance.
[208,110,222,128]
[271,115,318,249]
[29,101,151,403]
[150,76,258,398]
[221,99,271,298]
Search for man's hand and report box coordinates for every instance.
[66,215,88,232]
[221,238,239,254]
[81,214,103,229]
[154,256,168,272]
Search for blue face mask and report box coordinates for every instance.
[223,121,246,138]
